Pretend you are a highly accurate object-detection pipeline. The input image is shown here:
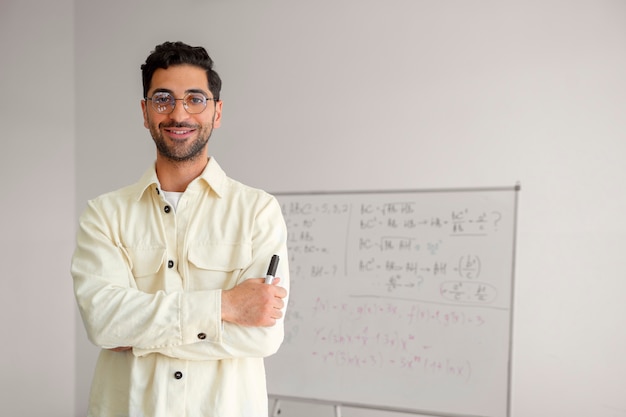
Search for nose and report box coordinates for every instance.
[168,99,190,122]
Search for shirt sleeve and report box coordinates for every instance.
[72,199,220,351]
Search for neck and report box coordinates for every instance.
[155,156,209,192]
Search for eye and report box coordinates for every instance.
[187,94,207,105]
[152,92,173,104]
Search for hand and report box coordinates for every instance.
[108,346,132,352]
[221,278,287,327]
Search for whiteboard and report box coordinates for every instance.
[265,187,519,417]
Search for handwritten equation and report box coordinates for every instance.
[311,348,472,382]
[283,201,504,236]
[311,298,487,327]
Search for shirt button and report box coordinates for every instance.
[197,333,207,340]
[164,205,171,213]
[174,371,183,380]
[168,260,174,268]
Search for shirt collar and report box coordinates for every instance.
[134,157,227,201]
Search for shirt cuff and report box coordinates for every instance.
[181,289,222,344]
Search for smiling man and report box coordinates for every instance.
[72,41,290,417]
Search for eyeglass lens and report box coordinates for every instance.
[149,92,211,114]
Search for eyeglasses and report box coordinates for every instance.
[145,91,217,114]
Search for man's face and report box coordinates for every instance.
[141,64,222,162]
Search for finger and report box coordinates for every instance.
[270,282,287,298]
[109,346,131,352]
[269,307,283,320]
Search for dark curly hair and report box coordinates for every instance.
[141,41,222,100]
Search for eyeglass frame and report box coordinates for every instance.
[144,90,219,115]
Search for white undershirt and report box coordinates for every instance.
[162,190,184,211]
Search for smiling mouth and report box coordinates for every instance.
[164,127,196,139]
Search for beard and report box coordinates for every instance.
[148,119,214,163]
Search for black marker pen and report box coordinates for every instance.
[264,255,279,284]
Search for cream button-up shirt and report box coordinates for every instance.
[72,158,289,417]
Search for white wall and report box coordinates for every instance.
[0,1,76,416]
[71,0,626,416]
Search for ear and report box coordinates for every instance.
[212,100,223,128]
[141,99,149,129]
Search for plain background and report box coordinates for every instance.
[1,0,625,416]
[0,1,76,416]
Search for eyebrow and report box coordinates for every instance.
[152,88,212,98]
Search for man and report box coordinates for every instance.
[72,41,289,417]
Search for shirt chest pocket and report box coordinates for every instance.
[187,242,252,291]
[122,246,167,293]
